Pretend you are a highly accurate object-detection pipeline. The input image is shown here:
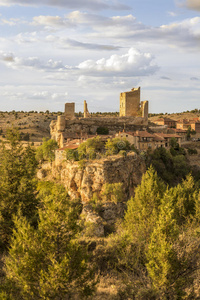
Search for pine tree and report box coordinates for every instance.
[124,166,166,242]
[0,128,38,250]
[169,174,198,225]
[146,193,179,295]
[2,182,95,299]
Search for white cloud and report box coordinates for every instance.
[167,11,177,17]
[40,12,199,51]
[0,48,158,77]
[15,32,38,44]
[0,0,130,11]
[67,11,143,30]
[86,15,200,50]
[6,12,198,52]
[0,52,65,71]
[32,16,74,29]
[75,48,158,77]
[31,91,68,100]
[184,0,200,11]
[0,17,26,26]
[1,18,16,26]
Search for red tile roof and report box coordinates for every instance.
[134,131,155,138]
[154,133,180,138]
[57,144,79,151]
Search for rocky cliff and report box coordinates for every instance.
[37,152,146,236]
[44,152,146,202]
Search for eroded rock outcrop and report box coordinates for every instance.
[49,152,145,203]
[37,153,146,237]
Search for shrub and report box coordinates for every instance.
[101,183,124,203]
[188,148,198,155]
[96,126,109,135]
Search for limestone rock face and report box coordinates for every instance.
[99,202,125,225]
[50,152,145,203]
[38,153,145,237]
[82,204,105,237]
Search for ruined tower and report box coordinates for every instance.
[84,100,90,118]
[141,101,148,121]
[119,87,140,117]
[57,115,65,131]
[65,102,75,119]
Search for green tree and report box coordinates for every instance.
[0,128,38,250]
[1,182,95,299]
[147,147,190,185]
[146,185,200,298]
[101,182,124,203]
[146,193,179,296]
[105,138,130,156]
[168,174,198,225]
[169,137,179,149]
[36,138,58,163]
[124,166,166,243]
[77,136,104,160]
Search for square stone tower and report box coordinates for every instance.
[65,102,75,119]
[119,87,140,117]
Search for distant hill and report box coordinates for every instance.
[0,110,199,145]
[0,111,58,144]
[149,111,200,122]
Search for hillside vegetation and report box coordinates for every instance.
[0,118,200,298]
[0,111,58,143]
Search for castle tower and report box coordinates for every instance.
[141,100,149,121]
[57,115,65,131]
[84,100,90,118]
[119,87,140,117]
[65,102,75,119]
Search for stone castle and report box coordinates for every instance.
[50,87,149,147]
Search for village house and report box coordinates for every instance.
[153,117,177,128]
[55,140,81,165]
[153,133,182,148]
[134,131,155,150]
[176,119,200,133]
[116,130,183,151]
[168,128,187,141]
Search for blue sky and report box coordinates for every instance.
[0,0,199,113]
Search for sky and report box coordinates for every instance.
[0,0,200,113]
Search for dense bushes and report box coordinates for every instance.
[65,136,133,161]
[36,138,58,162]
[101,168,200,298]
[146,146,190,185]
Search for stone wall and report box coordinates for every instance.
[50,116,148,147]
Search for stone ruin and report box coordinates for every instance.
[50,87,149,147]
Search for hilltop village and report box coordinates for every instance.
[50,87,200,165]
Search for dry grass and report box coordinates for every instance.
[0,111,58,143]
